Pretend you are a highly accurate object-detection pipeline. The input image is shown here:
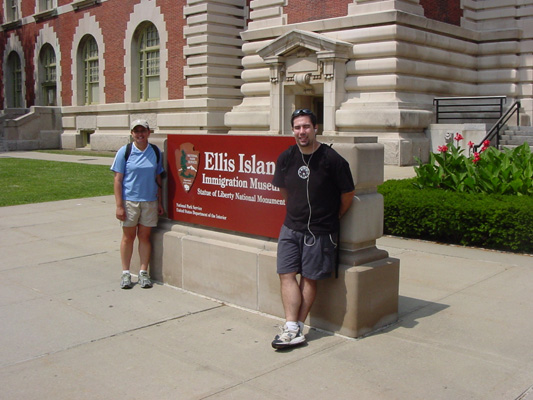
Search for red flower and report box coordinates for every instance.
[473,152,481,164]
[437,145,448,153]
[455,133,464,142]
[468,141,474,148]
[481,140,491,151]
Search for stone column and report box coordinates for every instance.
[310,136,400,338]
[318,51,348,136]
[264,55,285,135]
[247,0,287,30]
[164,0,246,134]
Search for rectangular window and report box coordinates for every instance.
[146,51,159,76]
[145,51,160,100]
[139,24,160,101]
[40,0,53,11]
[14,66,22,108]
[45,86,56,106]
[44,52,56,83]
[8,0,19,21]
[140,51,160,101]
[84,39,99,105]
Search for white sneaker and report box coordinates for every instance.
[271,325,306,349]
[138,271,152,288]
[120,272,132,289]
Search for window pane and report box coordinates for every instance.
[42,46,56,83]
[147,76,160,100]
[89,60,98,83]
[139,24,160,101]
[83,37,99,104]
[91,83,99,104]
[46,86,56,106]
[41,0,53,11]
[146,51,159,76]
[9,0,19,20]
[9,53,22,107]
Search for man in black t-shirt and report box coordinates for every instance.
[271,109,355,349]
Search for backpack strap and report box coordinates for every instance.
[149,143,161,164]
[124,142,165,181]
[124,142,133,162]
[125,142,160,165]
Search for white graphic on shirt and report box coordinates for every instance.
[298,165,310,179]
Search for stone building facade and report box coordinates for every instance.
[1,0,532,164]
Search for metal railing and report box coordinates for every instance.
[433,96,506,123]
[473,100,521,152]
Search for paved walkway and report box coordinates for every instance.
[1,151,532,399]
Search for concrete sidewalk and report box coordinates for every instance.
[1,151,533,399]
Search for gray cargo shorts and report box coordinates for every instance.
[276,224,338,280]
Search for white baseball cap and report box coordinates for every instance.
[130,119,150,130]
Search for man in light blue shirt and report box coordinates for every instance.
[111,119,165,289]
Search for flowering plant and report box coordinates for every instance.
[414,138,533,195]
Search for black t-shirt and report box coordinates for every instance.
[272,144,355,234]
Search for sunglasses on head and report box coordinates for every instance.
[291,109,313,118]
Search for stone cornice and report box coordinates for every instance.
[242,10,522,44]
[1,19,22,31]
[257,29,352,59]
[72,0,99,11]
[33,8,58,22]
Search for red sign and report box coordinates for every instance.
[167,134,295,238]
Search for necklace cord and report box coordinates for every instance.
[301,150,316,247]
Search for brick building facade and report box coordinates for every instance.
[1,0,532,164]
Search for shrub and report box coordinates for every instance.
[378,179,533,253]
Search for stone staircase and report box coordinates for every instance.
[499,126,533,151]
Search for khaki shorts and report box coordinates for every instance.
[122,201,159,227]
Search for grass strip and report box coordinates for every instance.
[0,158,114,207]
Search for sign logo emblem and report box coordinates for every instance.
[176,143,199,192]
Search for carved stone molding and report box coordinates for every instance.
[72,0,99,11]
[33,9,57,22]
[257,29,352,134]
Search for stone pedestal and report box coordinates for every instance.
[132,135,400,338]
[312,248,400,338]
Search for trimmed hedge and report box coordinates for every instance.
[378,178,533,253]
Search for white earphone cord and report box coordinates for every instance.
[301,151,316,247]
[304,172,316,246]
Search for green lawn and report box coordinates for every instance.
[0,158,114,207]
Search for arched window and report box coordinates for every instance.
[82,36,99,105]
[7,51,23,108]
[138,23,160,101]
[40,44,57,106]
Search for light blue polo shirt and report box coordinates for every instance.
[111,143,164,202]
